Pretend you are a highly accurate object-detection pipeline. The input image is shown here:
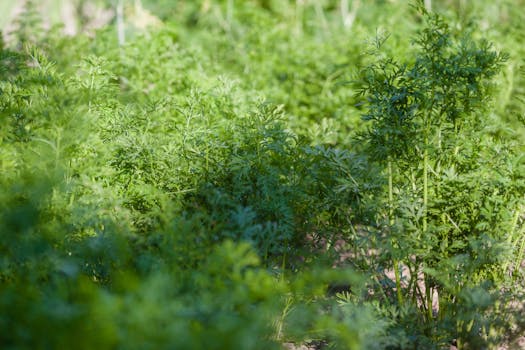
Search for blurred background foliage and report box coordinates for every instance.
[1,0,525,349]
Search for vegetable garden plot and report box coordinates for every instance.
[1,1,525,349]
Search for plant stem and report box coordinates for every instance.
[423,129,433,322]
[389,159,404,305]
[424,0,432,12]
[340,0,360,29]
[388,160,393,219]
[295,0,304,35]
[502,208,521,274]
[227,0,234,28]
[116,0,125,46]
[425,275,433,321]
[314,1,328,32]
[423,135,428,234]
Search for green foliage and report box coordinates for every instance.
[1,1,525,349]
[356,1,525,348]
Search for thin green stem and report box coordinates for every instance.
[502,208,521,274]
[116,0,125,46]
[425,275,433,322]
[423,130,432,322]
[389,159,404,306]
[423,135,428,234]
[227,0,234,27]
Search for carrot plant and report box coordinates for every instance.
[1,1,525,349]
[357,1,525,347]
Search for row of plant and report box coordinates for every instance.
[1,0,525,349]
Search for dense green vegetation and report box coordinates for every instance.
[1,1,525,349]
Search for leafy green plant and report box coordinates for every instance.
[356,1,525,347]
[1,1,525,349]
